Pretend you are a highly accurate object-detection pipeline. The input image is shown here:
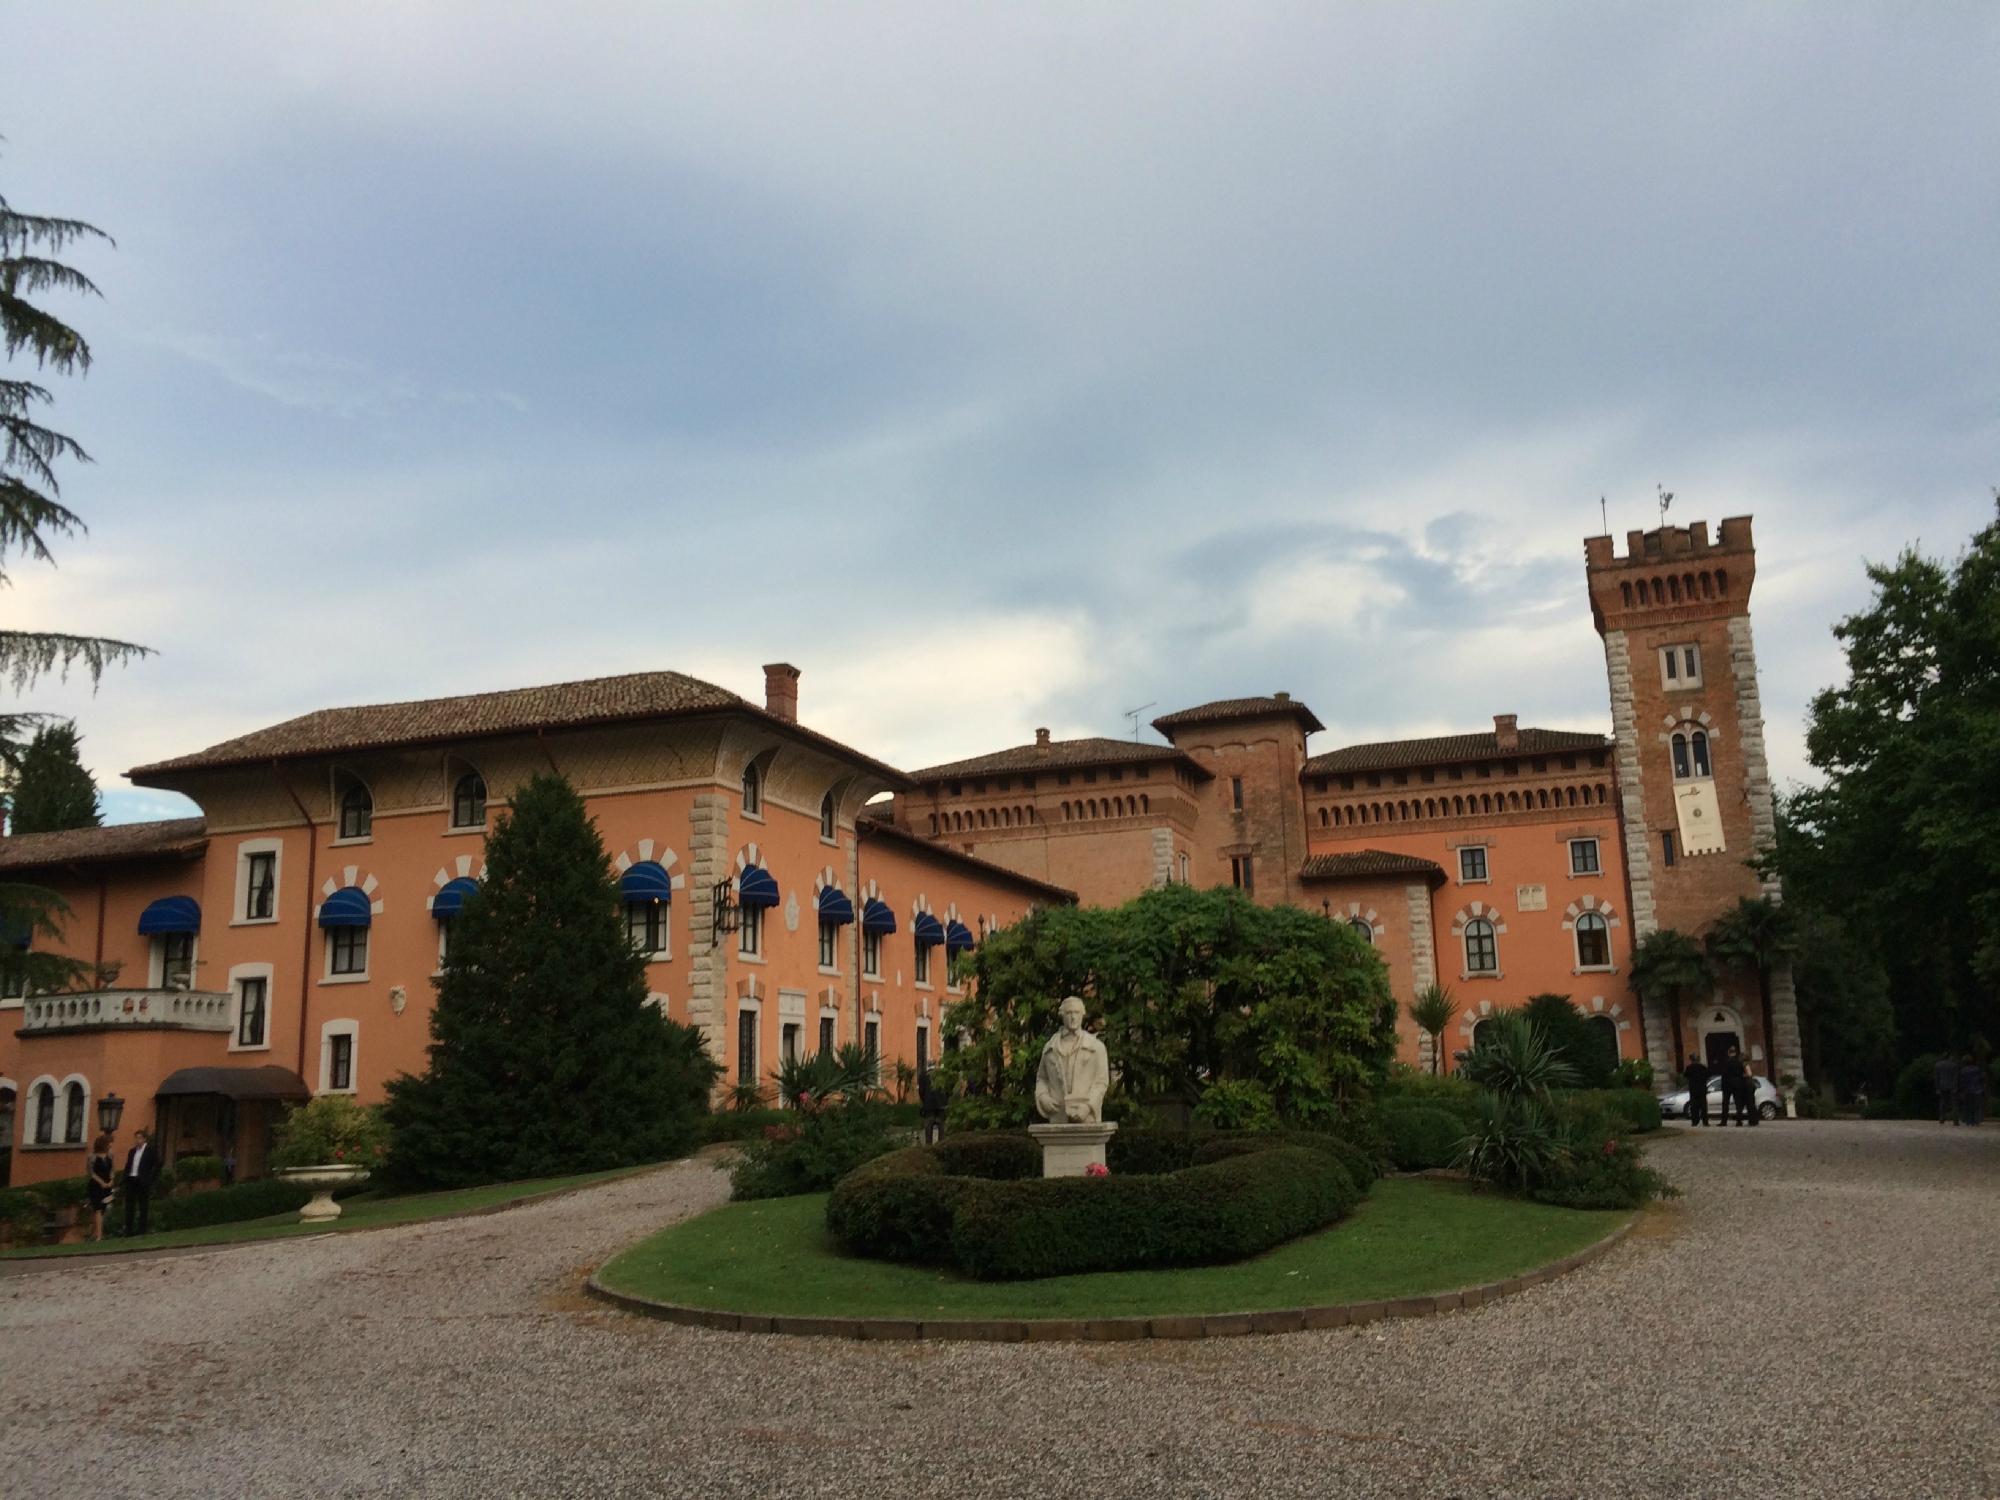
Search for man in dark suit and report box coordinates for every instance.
[1682,1054,1712,1126]
[123,1128,161,1236]
[1718,1047,1748,1126]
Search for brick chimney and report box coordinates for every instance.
[1493,713,1519,752]
[762,663,800,723]
[1035,727,1051,746]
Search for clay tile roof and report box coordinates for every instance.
[1152,695,1325,735]
[0,817,208,872]
[1300,849,1447,884]
[855,816,1078,904]
[906,737,1207,783]
[127,670,910,787]
[1303,726,1608,776]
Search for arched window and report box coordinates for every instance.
[1672,733,1690,779]
[1464,918,1498,974]
[928,814,938,835]
[63,1079,86,1144]
[1700,572,1714,599]
[1691,730,1711,778]
[31,1080,55,1144]
[1575,911,1611,968]
[1715,567,1729,596]
[451,772,487,829]
[1620,581,1634,607]
[1669,575,1682,602]
[741,763,763,817]
[1140,794,1149,814]
[1587,1014,1620,1066]
[338,781,373,840]
[1471,1018,1495,1049]
[1349,917,1374,945]
[820,791,836,840]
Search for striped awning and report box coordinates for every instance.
[430,877,480,920]
[737,865,780,909]
[945,919,976,954]
[860,898,897,935]
[912,912,945,948]
[619,861,673,903]
[816,888,855,926]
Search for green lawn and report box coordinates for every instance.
[2,1164,659,1260]
[596,1177,1627,1320]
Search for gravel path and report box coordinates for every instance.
[3,1118,1995,1499]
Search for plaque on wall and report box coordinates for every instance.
[1516,884,1547,911]
[1674,781,1727,855]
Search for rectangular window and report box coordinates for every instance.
[1661,643,1703,688]
[626,903,670,957]
[330,927,368,976]
[237,977,268,1047]
[781,1022,801,1066]
[737,1009,757,1086]
[1177,851,1191,884]
[916,1023,930,1067]
[915,943,931,985]
[329,1033,354,1091]
[1661,830,1677,868]
[862,930,881,978]
[1231,856,1255,894]
[1569,839,1601,876]
[246,852,277,920]
[159,933,195,989]
[1459,847,1489,882]
[864,1017,880,1078]
[818,922,838,969]
[948,950,967,988]
[1231,777,1244,810]
[738,905,763,958]
[819,1015,835,1055]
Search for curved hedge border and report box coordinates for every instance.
[584,1213,1636,1341]
[825,1129,1379,1281]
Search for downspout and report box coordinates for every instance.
[276,763,319,1083]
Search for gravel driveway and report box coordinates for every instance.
[2,1119,1994,1499]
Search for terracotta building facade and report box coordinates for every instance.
[0,515,1803,1186]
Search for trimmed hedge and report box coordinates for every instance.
[151,1178,313,1232]
[826,1128,1369,1280]
[1380,1103,1466,1170]
[1554,1089,1662,1137]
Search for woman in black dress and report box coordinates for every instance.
[86,1133,116,1242]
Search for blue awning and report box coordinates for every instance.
[912,912,945,948]
[430,877,480,921]
[137,896,202,935]
[318,887,373,929]
[945,919,976,954]
[737,865,780,909]
[619,861,673,904]
[860,898,897,935]
[817,888,855,926]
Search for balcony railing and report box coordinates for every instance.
[18,989,234,1035]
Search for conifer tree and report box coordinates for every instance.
[4,720,101,834]
[382,774,718,1189]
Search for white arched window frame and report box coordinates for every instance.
[1348,917,1374,945]
[59,1073,91,1145]
[449,769,488,830]
[741,763,764,820]
[335,777,374,842]
[26,1074,59,1145]
[1463,918,1499,975]
[819,791,837,843]
[1574,911,1612,970]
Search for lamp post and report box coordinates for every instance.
[97,1092,125,1136]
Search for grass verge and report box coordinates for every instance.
[2,1164,660,1260]
[596,1176,1625,1320]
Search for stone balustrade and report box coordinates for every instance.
[18,989,234,1035]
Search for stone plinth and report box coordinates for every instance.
[1029,1122,1119,1178]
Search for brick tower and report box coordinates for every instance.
[1585,517,1805,1085]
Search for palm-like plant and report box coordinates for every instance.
[772,1046,878,1112]
[1707,896,1798,1074]
[1409,983,1459,1075]
[1629,928,1715,1063]
[1459,1012,1577,1100]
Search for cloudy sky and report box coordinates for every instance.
[8,5,1996,824]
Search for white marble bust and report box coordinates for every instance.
[1035,995,1109,1124]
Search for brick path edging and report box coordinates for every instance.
[583,1214,1637,1342]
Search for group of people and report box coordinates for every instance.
[1933,1054,1990,1127]
[81,1128,162,1242]
[1680,1047,1762,1127]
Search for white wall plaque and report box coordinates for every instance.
[1516,885,1547,912]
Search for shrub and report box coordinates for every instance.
[728,1102,908,1201]
[1892,1054,1941,1119]
[698,1108,790,1144]
[151,1178,313,1232]
[935,1131,1042,1180]
[1380,1069,1481,1120]
[1456,1094,1565,1192]
[270,1096,391,1173]
[1460,1014,1578,1100]
[1613,1058,1655,1089]
[1380,1103,1465,1170]
[1531,1134,1677,1211]
[173,1154,225,1186]
[1791,1084,1837,1120]
[25,1175,89,1211]
[0,1187,48,1237]
[1554,1089,1661,1137]
[1192,1079,1279,1133]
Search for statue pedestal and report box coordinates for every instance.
[1029,1121,1119,1178]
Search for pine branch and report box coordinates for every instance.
[3,391,93,494]
[0,477,85,566]
[0,197,115,258]
[0,287,93,372]
[0,630,151,692]
[0,256,103,303]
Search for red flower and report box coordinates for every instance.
[1084,1162,1110,1178]
[333,1147,345,1160]
[1601,1138,1619,1156]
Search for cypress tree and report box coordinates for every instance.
[6,720,101,834]
[382,773,718,1189]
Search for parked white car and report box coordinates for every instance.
[1657,1074,1782,1121]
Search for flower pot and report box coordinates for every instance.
[278,1164,370,1223]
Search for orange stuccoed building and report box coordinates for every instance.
[0,516,1802,1186]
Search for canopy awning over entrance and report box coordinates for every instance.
[155,1065,311,1102]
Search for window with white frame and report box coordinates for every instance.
[818,1014,836,1056]
[62,1078,87,1143]
[1570,838,1601,875]
[915,1022,930,1068]
[738,904,763,958]
[30,1079,55,1143]
[329,926,368,977]
[781,1021,802,1067]
[1459,846,1489,883]
[235,975,269,1048]
[626,901,670,957]
[1349,917,1374,945]
[338,781,373,840]
[736,1007,758,1086]
[862,929,882,978]
[914,942,931,986]
[863,1016,880,1078]
[1464,917,1499,974]
[451,772,487,829]
[818,921,838,970]
[741,763,763,817]
[1177,851,1191,883]
[819,791,836,841]
[1671,729,1713,780]
[242,848,279,921]
[156,933,196,989]
[1660,643,1702,688]
[320,1021,358,1093]
[1230,855,1255,894]
[1575,911,1612,969]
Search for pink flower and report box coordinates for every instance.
[1601,1138,1618,1156]
[333,1147,345,1160]
[1084,1162,1110,1178]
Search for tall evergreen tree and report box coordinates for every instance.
[382,774,718,1189]
[4,720,100,834]
[1629,928,1715,1063]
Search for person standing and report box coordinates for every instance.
[122,1128,160,1236]
[1959,1055,1988,1128]
[918,1066,946,1146]
[1935,1054,1960,1125]
[85,1134,116,1242]
[1682,1054,1712,1126]
[1718,1047,1748,1126]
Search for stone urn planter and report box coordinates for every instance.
[279,1164,369,1223]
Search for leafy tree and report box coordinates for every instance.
[1706,895,1798,1081]
[381,774,718,1189]
[1628,928,1715,1063]
[1409,983,1459,1076]
[4,720,99,833]
[1519,993,1619,1090]
[936,883,1395,1129]
[1788,909,1894,1100]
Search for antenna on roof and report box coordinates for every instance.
[1657,483,1674,526]
[1123,702,1156,741]
[1599,494,1608,535]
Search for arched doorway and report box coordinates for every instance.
[1698,1005,1744,1069]
[1586,1014,1620,1073]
